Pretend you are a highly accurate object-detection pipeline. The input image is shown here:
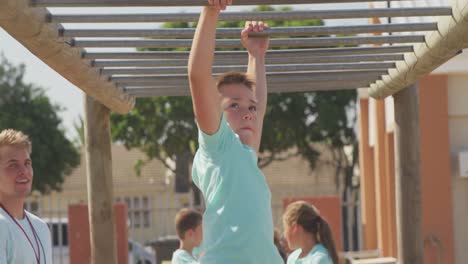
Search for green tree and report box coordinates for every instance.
[0,55,81,193]
[111,96,198,198]
[111,6,357,200]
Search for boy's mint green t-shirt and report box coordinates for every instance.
[192,116,283,264]
[171,249,198,264]
[287,244,333,264]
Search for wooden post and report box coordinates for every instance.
[84,95,117,264]
[393,84,423,264]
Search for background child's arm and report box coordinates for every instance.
[188,2,230,135]
[242,21,270,152]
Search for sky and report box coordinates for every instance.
[0,3,383,140]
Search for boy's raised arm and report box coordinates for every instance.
[241,21,270,151]
[188,2,230,135]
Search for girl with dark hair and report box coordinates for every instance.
[282,201,339,264]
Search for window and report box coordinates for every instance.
[142,197,150,228]
[44,219,69,248]
[118,196,151,229]
[134,211,141,228]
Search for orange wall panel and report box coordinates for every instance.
[385,132,397,257]
[68,203,129,264]
[373,99,392,256]
[418,75,455,264]
[69,204,90,264]
[358,98,378,250]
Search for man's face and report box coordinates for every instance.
[220,83,259,148]
[0,146,33,200]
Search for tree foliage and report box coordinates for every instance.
[0,55,81,193]
[112,6,357,194]
[112,96,197,173]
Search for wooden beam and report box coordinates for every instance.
[125,82,367,97]
[84,95,117,264]
[369,0,468,98]
[0,0,134,114]
[50,8,452,23]
[92,54,404,67]
[31,0,410,7]
[100,62,395,75]
[393,84,423,264]
[74,35,425,49]
[84,46,412,60]
[63,23,437,38]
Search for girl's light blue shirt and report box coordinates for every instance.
[287,244,333,264]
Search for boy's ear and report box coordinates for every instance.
[185,229,194,238]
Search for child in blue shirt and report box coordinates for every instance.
[188,1,283,263]
[283,201,339,264]
[171,208,203,264]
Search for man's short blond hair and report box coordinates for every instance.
[0,129,32,157]
[216,71,255,91]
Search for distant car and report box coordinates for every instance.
[128,239,156,264]
[43,218,156,264]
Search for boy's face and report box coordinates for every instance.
[193,223,203,247]
[0,146,33,200]
[185,223,203,247]
[220,83,259,148]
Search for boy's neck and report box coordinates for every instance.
[179,240,195,255]
[0,197,25,219]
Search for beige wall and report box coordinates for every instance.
[266,151,342,228]
[448,75,468,264]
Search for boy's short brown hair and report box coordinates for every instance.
[175,208,202,239]
[216,71,255,91]
[0,129,32,160]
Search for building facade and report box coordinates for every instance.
[358,49,468,263]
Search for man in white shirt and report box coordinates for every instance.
[0,129,52,264]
